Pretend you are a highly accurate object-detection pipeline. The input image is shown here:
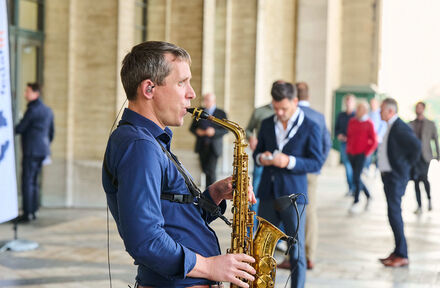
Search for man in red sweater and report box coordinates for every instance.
[347,100,378,214]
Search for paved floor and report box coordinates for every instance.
[1,165,439,288]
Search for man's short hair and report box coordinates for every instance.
[296,82,309,100]
[27,83,40,93]
[382,97,398,113]
[416,101,426,109]
[120,41,191,101]
[271,81,296,101]
[345,93,356,101]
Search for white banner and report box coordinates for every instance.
[0,0,18,223]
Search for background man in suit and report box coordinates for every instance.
[254,81,323,288]
[378,98,420,267]
[409,101,439,214]
[15,83,54,222]
[190,93,227,186]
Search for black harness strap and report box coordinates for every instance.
[161,193,194,204]
[154,138,231,226]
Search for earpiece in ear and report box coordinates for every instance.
[147,85,155,93]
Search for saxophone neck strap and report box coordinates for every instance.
[154,137,231,226]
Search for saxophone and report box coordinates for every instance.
[187,108,289,288]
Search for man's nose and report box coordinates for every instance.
[186,86,196,99]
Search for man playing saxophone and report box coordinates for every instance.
[102,41,256,288]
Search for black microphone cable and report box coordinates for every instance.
[283,193,306,288]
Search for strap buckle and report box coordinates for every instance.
[172,194,184,203]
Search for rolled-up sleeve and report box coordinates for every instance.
[116,139,197,279]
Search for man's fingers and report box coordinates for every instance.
[236,261,256,275]
[235,270,255,282]
[230,277,249,288]
[248,191,257,204]
[235,253,255,263]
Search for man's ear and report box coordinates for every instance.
[139,79,155,100]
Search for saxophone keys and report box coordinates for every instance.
[254,274,274,288]
[258,255,277,274]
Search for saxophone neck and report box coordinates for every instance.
[187,107,246,143]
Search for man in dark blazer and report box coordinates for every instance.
[253,82,323,288]
[190,93,227,186]
[409,101,439,213]
[15,83,54,222]
[378,98,420,267]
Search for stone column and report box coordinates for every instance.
[341,0,381,85]
[255,0,297,107]
[43,0,123,207]
[42,0,71,206]
[295,0,342,126]
[202,0,216,95]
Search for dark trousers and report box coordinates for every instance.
[199,147,218,187]
[381,172,409,259]
[415,178,431,208]
[22,156,44,216]
[348,153,370,203]
[412,159,431,208]
[258,199,306,288]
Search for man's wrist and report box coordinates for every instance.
[208,186,222,205]
[188,254,211,279]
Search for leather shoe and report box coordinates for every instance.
[379,253,396,263]
[307,259,314,270]
[382,256,409,267]
[277,259,291,270]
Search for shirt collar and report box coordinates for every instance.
[360,114,369,122]
[298,100,310,107]
[205,105,216,115]
[28,98,41,107]
[120,108,173,145]
[274,107,301,126]
[387,114,398,126]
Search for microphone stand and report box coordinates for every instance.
[0,218,39,252]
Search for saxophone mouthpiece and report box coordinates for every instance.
[186,107,210,120]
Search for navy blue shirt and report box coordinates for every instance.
[334,111,355,137]
[102,108,226,287]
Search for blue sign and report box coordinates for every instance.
[0,0,18,223]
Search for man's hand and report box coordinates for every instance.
[272,152,290,168]
[208,176,256,205]
[337,134,347,142]
[248,136,258,151]
[188,254,256,288]
[195,128,206,137]
[259,151,273,166]
[206,127,215,137]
